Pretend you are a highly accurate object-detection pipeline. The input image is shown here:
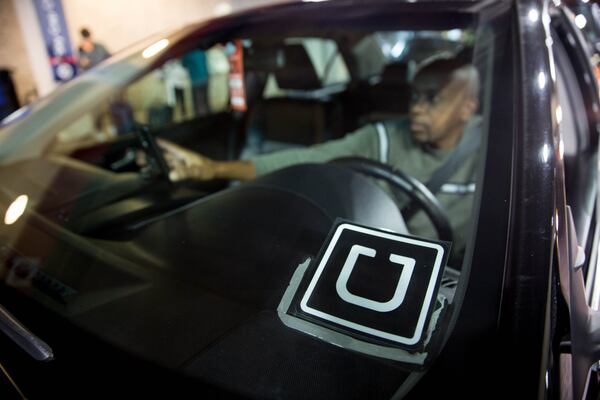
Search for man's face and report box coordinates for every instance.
[81,39,94,53]
[409,68,475,149]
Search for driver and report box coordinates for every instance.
[161,56,481,260]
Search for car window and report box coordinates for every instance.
[262,37,350,99]
[553,26,598,274]
[48,44,229,155]
[353,31,470,82]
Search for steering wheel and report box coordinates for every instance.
[331,157,453,243]
[134,124,172,185]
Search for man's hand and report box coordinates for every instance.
[158,139,217,181]
[79,57,91,68]
[158,139,256,181]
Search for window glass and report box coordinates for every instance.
[353,30,471,81]
[0,6,511,398]
[554,32,597,248]
[263,37,350,98]
[49,44,229,155]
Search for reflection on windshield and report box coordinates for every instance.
[0,105,31,127]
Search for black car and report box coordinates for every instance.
[0,0,599,398]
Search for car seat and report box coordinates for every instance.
[241,43,334,159]
[359,61,412,124]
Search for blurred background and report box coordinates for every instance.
[0,0,288,119]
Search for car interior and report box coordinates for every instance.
[11,31,470,244]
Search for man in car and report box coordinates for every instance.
[161,56,481,260]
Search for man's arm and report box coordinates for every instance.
[160,124,378,181]
[159,139,256,181]
[213,160,256,180]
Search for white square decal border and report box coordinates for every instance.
[299,223,445,346]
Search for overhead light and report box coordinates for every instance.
[142,39,169,59]
[215,2,232,15]
[5,195,28,225]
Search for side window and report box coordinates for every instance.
[125,45,230,128]
[553,35,597,245]
[262,38,350,98]
[302,38,349,86]
[553,28,600,308]
[50,45,229,153]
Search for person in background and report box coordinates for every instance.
[182,49,210,116]
[78,27,110,72]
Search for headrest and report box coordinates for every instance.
[380,62,409,86]
[274,44,321,90]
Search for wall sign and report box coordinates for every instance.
[33,0,77,82]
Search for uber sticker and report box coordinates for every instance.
[291,222,450,350]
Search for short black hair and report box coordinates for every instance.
[80,28,91,38]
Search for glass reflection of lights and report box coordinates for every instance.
[575,14,588,29]
[542,11,551,26]
[4,195,28,225]
[528,9,540,23]
[446,29,462,41]
[555,105,562,124]
[381,43,392,56]
[538,72,547,89]
[541,143,551,164]
[391,42,405,58]
[142,39,169,59]
[593,247,600,310]
[1,106,31,127]
[559,139,564,160]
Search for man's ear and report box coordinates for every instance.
[460,98,478,121]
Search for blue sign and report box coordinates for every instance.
[33,0,77,82]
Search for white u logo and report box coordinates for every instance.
[335,244,415,312]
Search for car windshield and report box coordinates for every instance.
[0,2,512,398]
